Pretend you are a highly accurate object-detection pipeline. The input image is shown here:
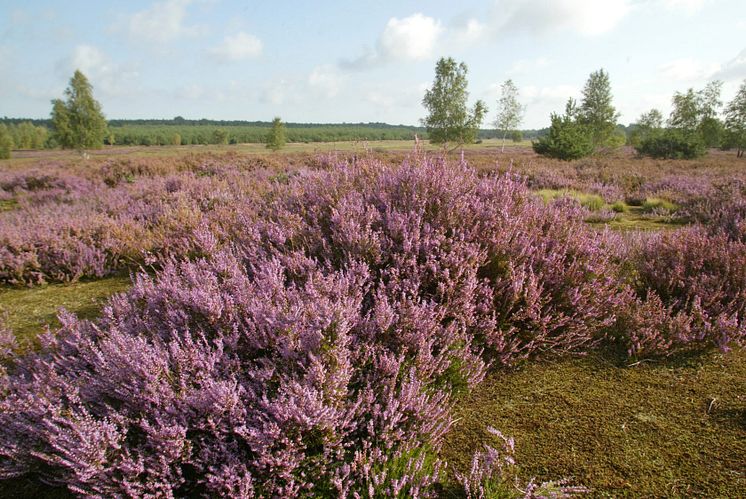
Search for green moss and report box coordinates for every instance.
[0,274,131,348]
[441,349,746,497]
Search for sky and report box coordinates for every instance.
[1,0,745,128]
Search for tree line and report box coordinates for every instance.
[3,66,745,160]
[420,57,746,160]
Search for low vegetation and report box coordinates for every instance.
[0,146,744,496]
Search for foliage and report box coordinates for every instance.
[510,130,523,143]
[635,128,706,159]
[51,71,108,151]
[532,104,594,160]
[629,109,663,147]
[422,57,487,149]
[212,128,228,145]
[0,125,12,160]
[1,152,745,496]
[265,117,286,151]
[494,79,524,152]
[668,81,723,148]
[577,69,620,150]
[724,78,746,157]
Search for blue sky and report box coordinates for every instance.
[1,0,745,128]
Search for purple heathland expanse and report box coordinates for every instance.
[0,153,744,497]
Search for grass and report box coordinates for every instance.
[535,189,606,211]
[589,206,685,232]
[642,197,678,214]
[0,274,131,348]
[0,138,534,167]
[441,350,746,497]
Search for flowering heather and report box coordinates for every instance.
[0,152,743,496]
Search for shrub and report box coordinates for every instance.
[626,227,746,355]
[533,114,594,161]
[635,129,706,159]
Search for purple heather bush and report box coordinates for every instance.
[0,152,744,496]
[624,226,746,356]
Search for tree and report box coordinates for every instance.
[212,129,228,145]
[533,98,593,160]
[0,124,13,159]
[667,81,723,148]
[51,70,108,152]
[494,79,524,152]
[578,69,620,150]
[725,79,746,158]
[266,117,286,151]
[630,109,663,147]
[422,57,487,149]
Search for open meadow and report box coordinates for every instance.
[0,143,743,497]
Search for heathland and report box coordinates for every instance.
[0,142,743,497]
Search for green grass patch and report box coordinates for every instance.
[611,200,629,213]
[0,274,132,347]
[0,199,17,212]
[642,197,678,214]
[441,350,746,497]
[534,189,606,212]
[589,206,685,232]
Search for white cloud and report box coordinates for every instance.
[714,48,746,81]
[453,18,485,43]
[209,32,263,62]
[260,79,298,106]
[58,45,140,98]
[489,0,631,37]
[507,57,550,75]
[308,65,343,98]
[661,0,708,14]
[379,14,442,60]
[341,13,442,69]
[365,82,429,111]
[128,0,201,43]
[658,58,720,81]
[522,84,578,101]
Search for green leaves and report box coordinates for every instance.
[51,70,108,152]
[421,57,486,149]
[265,116,286,151]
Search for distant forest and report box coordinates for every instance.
[0,116,551,146]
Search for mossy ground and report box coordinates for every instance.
[441,350,746,497]
[0,274,131,348]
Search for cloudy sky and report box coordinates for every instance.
[1,0,745,128]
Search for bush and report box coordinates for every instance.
[1,154,744,495]
[635,129,706,159]
[533,114,594,161]
[625,227,746,356]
